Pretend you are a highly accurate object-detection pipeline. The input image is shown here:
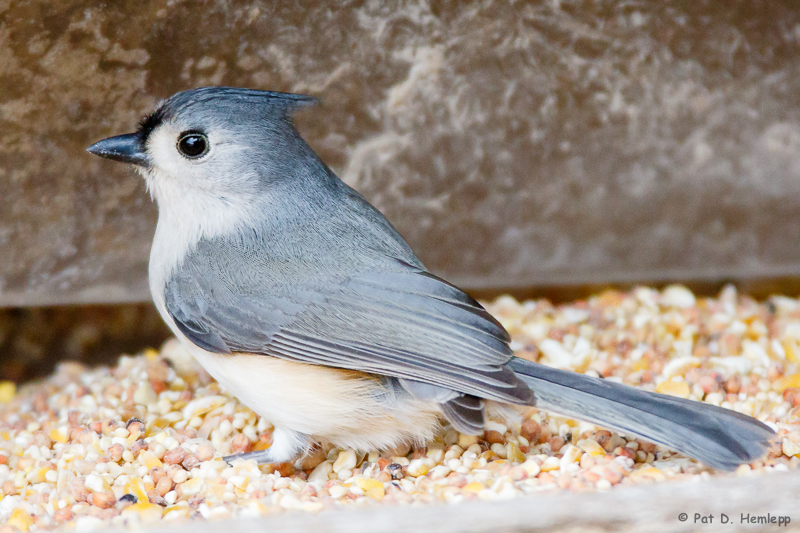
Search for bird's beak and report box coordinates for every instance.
[86,133,149,167]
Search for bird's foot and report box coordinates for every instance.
[223,427,309,465]
[223,450,278,465]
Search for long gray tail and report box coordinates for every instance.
[507,358,775,471]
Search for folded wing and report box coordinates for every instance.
[165,249,533,406]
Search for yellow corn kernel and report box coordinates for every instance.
[783,341,798,363]
[366,487,385,500]
[355,477,383,491]
[0,382,16,403]
[656,380,691,398]
[125,477,150,503]
[774,374,800,392]
[8,508,33,532]
[49,428,68,444]
[463,481,484,493]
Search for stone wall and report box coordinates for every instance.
[2,0,800,306]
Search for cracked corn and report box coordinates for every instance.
[0,285,798,530]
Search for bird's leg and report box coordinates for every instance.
[223,449,277,464]
[223,427,309,465]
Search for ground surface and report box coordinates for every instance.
[0,285,798,531]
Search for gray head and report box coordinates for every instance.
[87,87,318,205]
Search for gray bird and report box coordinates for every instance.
[87,87,774,470]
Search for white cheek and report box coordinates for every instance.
[146,125,205,191]
[145,124,253,196]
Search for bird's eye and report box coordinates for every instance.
[177,131,209,159]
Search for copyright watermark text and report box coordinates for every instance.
[678,513,791,527]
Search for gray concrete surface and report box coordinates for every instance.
[2,1,800,306]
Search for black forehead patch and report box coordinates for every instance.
[137,105,170,146]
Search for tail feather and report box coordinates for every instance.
[507,358,775,471]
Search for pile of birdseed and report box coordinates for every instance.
[0,285,798,531]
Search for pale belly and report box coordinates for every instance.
[184,342,444,452]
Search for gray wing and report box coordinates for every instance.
[165,243,532,406]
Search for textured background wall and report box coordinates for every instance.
[2,0,800,306]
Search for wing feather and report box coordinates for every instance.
[164,238,533,405]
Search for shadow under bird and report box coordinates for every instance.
[87,87,774,471]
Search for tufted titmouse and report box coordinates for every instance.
[87,87,773,470]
